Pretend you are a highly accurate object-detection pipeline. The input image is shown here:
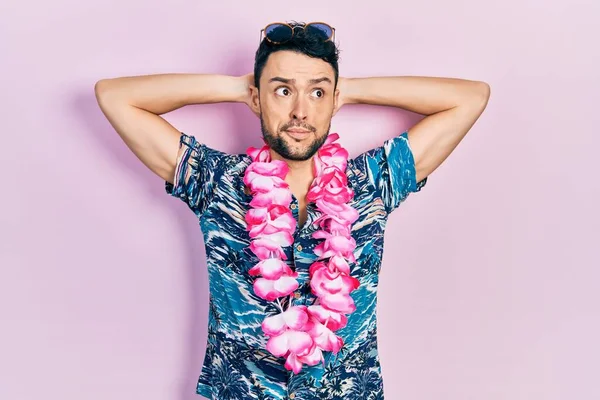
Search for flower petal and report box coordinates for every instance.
[320,293,357,314]
[287,330,314,355]
[283,306,309,330]
[298,345,324,366]
[257,258,289,280]
[307,305,348,331]
[272,275,299,295]
[285,353,303,374]
[262,312,286,336]
[266,331,290,357]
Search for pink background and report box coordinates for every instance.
[2,0,599,399]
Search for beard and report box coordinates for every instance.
[260,115,331,161]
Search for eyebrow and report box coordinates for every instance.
[268,76,333,85]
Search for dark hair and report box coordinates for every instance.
[253,21,340,89]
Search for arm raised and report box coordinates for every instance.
[338,76,491,182]
[94,73,253,183]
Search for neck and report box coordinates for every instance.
[269,149,315,196]
[270,149,315,179]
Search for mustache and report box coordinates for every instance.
[281,122,316,132]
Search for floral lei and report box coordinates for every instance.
[243,133,360,374]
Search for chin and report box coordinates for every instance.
[261,125,327,161]
[278,143,318,161]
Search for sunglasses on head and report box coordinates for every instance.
[260,22,335,45]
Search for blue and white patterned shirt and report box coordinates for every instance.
[165,131,426,400]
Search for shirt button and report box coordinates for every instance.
[294,292,301,299]
[296,244,302,251]
[291,204,297,210]
[289,394,296,399]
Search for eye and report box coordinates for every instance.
[275,87,291,96]
[311,88,325,98]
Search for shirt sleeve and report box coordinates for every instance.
[164,132,225,217]
[355,131,427,213]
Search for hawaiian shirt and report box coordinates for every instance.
[165,131,426,400]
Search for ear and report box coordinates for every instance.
[332,86,341,117]
[249,85,261,118]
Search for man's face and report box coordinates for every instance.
[251,50,339,161]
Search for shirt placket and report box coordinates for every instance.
[289,196,317,306]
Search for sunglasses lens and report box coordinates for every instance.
[306,23,333,40]
[265,24,293,43]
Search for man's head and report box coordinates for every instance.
[249,22,341,162]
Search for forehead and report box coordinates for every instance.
[262,50,335,84]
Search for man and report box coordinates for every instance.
[95,21,489,400]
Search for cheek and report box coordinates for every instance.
[315,109,333,128]
[263,103,290,130]
[261,109,283,133]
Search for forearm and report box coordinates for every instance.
[95,73,247,115]
[342,76,489,116]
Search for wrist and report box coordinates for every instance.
[339,77,358,105]
[225,75,246,103]
[234,74,254,104]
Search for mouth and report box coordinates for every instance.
[285,129,312,140]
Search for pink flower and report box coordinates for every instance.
[313,215,353,238]
[246,205,297,238]
[248,160,288,178]
[314,133,349,175]
[247,145,271,162]
[266,329,313,358]
[245,175,288,193]
[250,188,292,208]
[259,231,294,248]
[307,320,344,353]
[309,261,359,314]
[319,293,357,314]
[245,207,268,225]
[315,200,359,225]
[328,255,351,275]
[262,307,326,372]
[254,274,299,301]
[307,304,348,331]
[309,261,360,298]
[249,258,295,280]
[249,238,288,260]
[307,167,353,204]
[247,221,295,256]
[312,230,357,261]
[244,160,289,193]
[285,344,324,373]
[262,305,310,336]
[323,132,341,147]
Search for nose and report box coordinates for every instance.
[290,96,308,121]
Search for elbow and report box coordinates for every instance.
[94,78,125,108]
[466,81,491,111]
[94,79,112,101]
[475,81,491,104]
